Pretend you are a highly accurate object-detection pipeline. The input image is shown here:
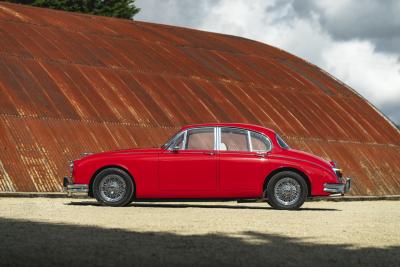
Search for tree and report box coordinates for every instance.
[6,0,140,19]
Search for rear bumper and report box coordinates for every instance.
[63,177,88,196]
[324,178,351,195]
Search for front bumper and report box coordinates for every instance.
[324,178,351,195]
[63,177,89,196]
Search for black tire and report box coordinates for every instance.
[266,171,308,210]
[93,168,135,207]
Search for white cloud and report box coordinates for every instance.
[136,0,400,122]
[322,41,400,106]
[201,1,331,66]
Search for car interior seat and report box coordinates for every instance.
[220,142,228,151]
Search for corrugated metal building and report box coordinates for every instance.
[0,2,399,195]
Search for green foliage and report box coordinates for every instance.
[6,0,140,19]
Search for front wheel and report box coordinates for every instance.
[93,168,135,207]
[266,171,308,210]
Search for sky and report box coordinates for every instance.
[135,0,400,124]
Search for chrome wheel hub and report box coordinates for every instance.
[99,175,127,203]
[274,177,301,206]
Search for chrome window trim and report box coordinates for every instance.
[168,126,273,152]
[218,126,273,152]
[182,130,188,150]
[214,127,218,150]
[247,130,253,151]
[216,127,221,151]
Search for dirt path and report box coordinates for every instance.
[0,198,399,266]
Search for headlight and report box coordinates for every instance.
[69,161,74,174]
[332,167,343,181]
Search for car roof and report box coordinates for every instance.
[180,123,276,135]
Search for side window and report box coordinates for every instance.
[186,128,214,150]
[220,128,250,151]
[250,132,271,152]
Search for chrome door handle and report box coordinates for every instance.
[203,151,215,155]
[256,152,267,158]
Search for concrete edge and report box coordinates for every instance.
[308,195,400,202]
[0,192,89,199]
[0,192,400,201]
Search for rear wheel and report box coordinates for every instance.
[266,171,308,210]
[93,168,134,207]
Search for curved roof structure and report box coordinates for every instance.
[0,2,399,195]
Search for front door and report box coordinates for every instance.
[159,127,217,197]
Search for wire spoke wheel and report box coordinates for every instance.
[99,174,127,203]
[273,177,301,206]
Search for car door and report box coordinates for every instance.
[158,127,217,197]
[218,127,271,197]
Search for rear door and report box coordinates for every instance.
[218,127,271,197]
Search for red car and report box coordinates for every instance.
[64,123,351,210]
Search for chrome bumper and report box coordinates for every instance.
[324,178,351,195]
[63,177,89,196]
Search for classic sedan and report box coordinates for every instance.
[63,123,351,210]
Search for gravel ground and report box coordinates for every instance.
[0,198,399,266]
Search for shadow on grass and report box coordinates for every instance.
[0,217,397,266]
[67,201,340,211]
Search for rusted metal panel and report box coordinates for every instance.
[0,2,399,194]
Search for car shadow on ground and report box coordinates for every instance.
[66,201,340,211]
[0,217,398,267]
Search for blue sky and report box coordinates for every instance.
[136,0,400,124]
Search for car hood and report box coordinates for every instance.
[278,148,332,169]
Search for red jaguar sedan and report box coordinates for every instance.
[64,123,351,210]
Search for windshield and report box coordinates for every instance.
[276,134,290,149]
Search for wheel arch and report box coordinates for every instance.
[263,167,311,197]
[88,165,135,197]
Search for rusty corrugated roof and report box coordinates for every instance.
[0,2,399,195]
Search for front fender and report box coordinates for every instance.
[72,153,158,198]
